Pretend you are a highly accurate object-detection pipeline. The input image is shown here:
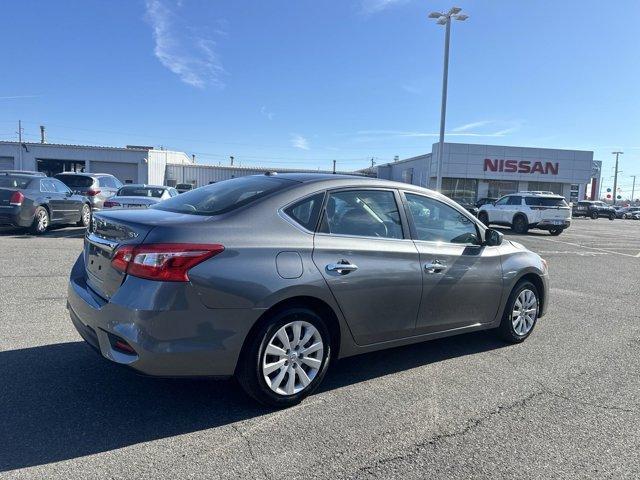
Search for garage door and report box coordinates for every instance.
[90,161,138,184]
[0,156,15,169]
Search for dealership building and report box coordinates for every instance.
[377,143,599,203]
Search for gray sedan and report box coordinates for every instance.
[67,174,549,407]
[102,184,179,209]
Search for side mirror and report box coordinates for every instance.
[484,228,503,246]
[66,190,73,197]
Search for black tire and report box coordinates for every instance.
[549,229,562,236]
[512,214,529,234]
[236,307,332,408]
[29,206,49,235]
[608,212,615,221]
[478,211,489,226]
[498,280,540,343]
[590,211,598,219]
[77,203,91,227]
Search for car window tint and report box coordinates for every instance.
[525,197,568,207]
[284,193,324,231]
[99,177,115,188]
[55,175,93,188]
[322,190,402,239]
[152,176,296,215]
[51,179,71,194]
[118,187,165,198]
[495,196,510,206]
[507,196,522,205]
[0,176,31,189]
[41,179,57,192]
[406,193,480,245]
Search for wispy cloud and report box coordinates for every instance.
[353,124,520,140]
[0,94,41,100]
[452,120,492,132]
[361,0,407,14]
[291,134,310,150]
[145,0,226,88]
[260,106,275,121]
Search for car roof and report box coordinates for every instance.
[56,172,115,177]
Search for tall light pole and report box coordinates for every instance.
[611,151,623,205]
[428,7,468,192]
[630,175,637,203]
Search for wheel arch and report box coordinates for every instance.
[235,295,343,374]
[514,272,546,316]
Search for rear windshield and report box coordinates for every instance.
[118,186,165,198]
[55,175,94,188]
[176,183,192,189]
[525,197,568,207]
[0,176,32,189]
[152,176,296,215]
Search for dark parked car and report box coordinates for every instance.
[68,174,549,407]
[0,173,91,234]
[618,206,640,219]
[55,173,123,211]
[103,184,179,209]
[175,183,194,194]
[572,201,616,220]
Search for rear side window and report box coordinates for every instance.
[284,193,324,231]
[320,190,403,239]
[55,175,93,188]
[525,197,568,207]
[0,176,31,189]
[152,176,296,215]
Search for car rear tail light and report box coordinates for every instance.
[9,191,24,206]
[103,200,121,208]
[111,243,224,282]
[86,188,101,196]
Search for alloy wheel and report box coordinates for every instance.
[512,289,538,336]
[37,210,48,233]
[262,320,324,396]
[82,205,91,226]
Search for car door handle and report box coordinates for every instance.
[326,260,358,275]
[424,260,446,273]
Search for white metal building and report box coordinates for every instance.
[0,141,193,185]
[377,142,598,203]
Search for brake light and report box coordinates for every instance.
[9,191,24,206]
[86,188,101,196]
[103,200,121,208]
[111,243,224,282]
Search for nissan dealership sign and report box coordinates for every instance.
[484,158,559,175]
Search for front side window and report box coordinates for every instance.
[284,192,324,231]
[51,179,71,194]
[506,196,522,206]
[321,190,403,239]
[40,179,57,192]
[406,193,479,245]
[494,196,510,206]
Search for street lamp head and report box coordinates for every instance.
[428,11,443,18]
[449,7,462,14]
[453,14,469,21]
[436,16,448,25]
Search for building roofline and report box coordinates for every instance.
[0,140,184,154]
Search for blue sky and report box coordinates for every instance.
[1,0,639,191]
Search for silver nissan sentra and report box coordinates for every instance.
[67,173,549,407]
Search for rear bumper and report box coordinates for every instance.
[66,254,262,377]
[0,206,33,227]
[535,219,571,230]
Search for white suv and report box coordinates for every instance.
[478,191,571,236]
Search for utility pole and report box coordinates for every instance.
[611,151,623,205]
[370,157,376,169]
[230,155,234,166]
[17,120,23,170]
[428,7,468,192]
[631,175,637,203]
[332,160,336,174]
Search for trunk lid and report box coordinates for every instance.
[83,208,214,299]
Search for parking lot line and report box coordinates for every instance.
[531,236,640,258]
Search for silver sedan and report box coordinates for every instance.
[67,174,549,407]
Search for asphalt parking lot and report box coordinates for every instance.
[1,219,639,479]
